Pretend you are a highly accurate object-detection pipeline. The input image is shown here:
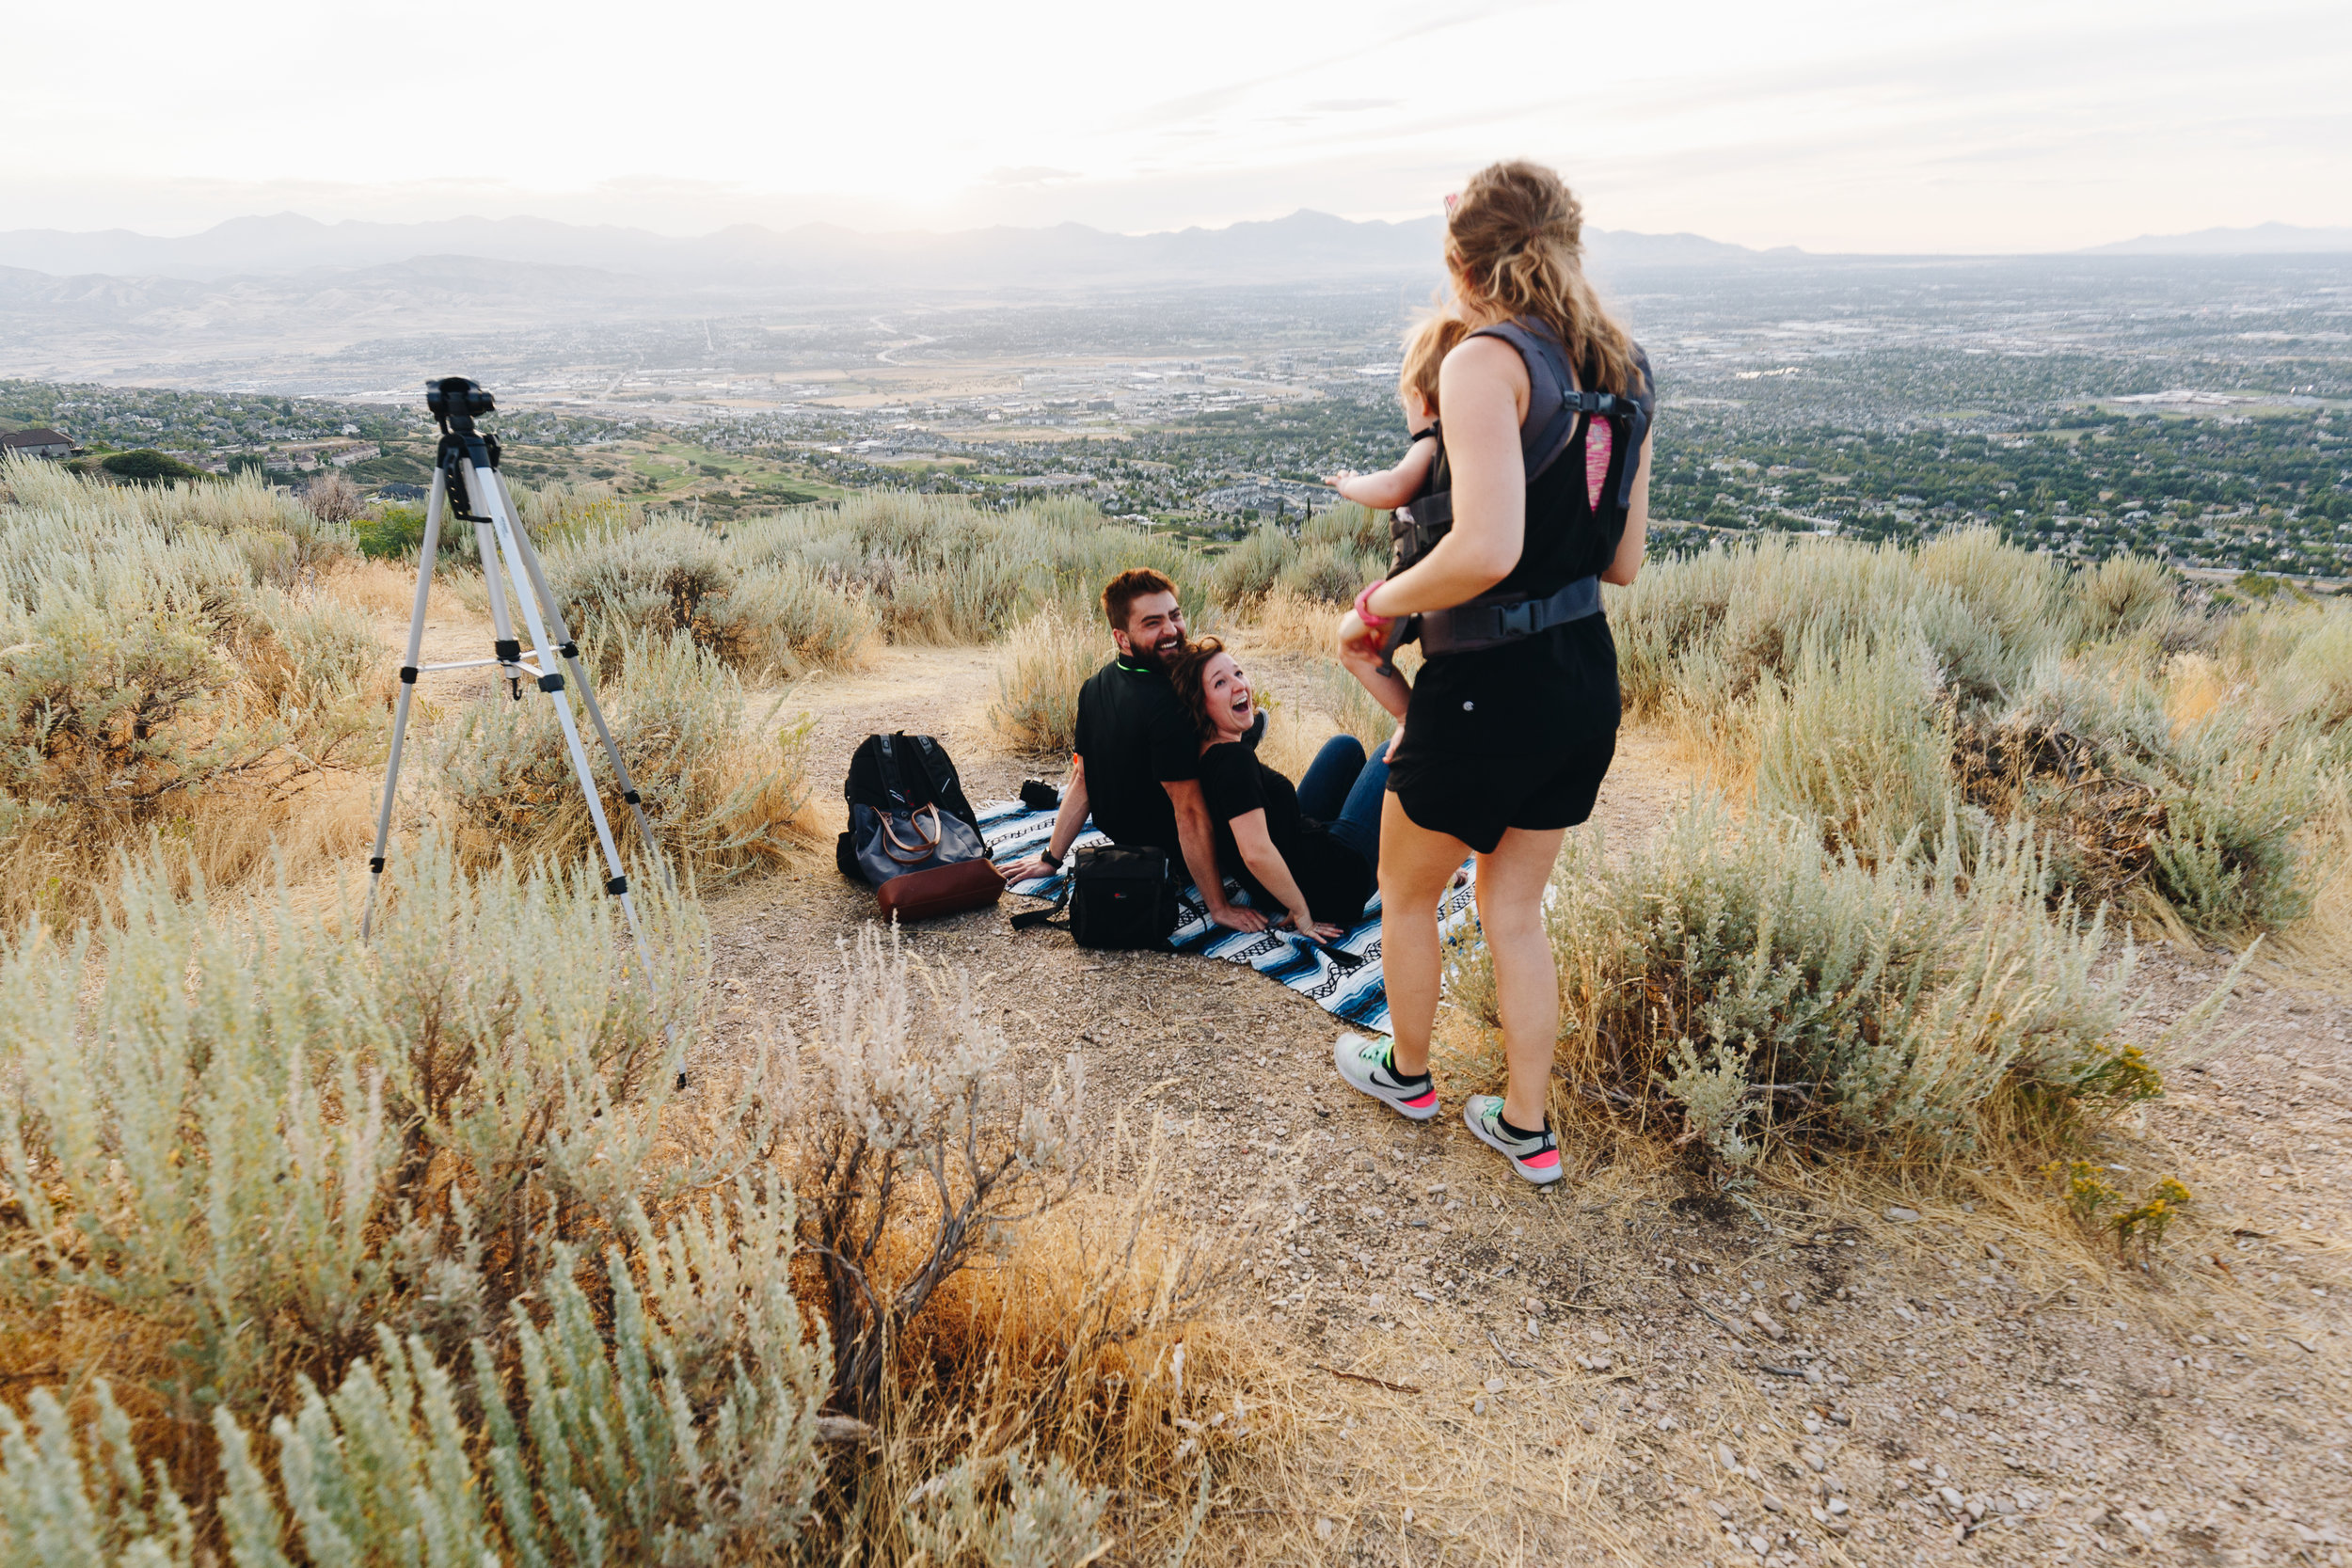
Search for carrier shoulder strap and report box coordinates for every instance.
[1467,321,1655,495]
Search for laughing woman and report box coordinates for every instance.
[1167,638,1386,941]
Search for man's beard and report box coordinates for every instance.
[1128,628,1184,671]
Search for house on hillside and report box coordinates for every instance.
[1,428,74,460]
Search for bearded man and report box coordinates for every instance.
[998,567,1267,933]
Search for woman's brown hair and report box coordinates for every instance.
[1164,637,1227,743]
[1444,160,1643,398]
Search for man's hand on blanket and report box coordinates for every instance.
[997,855,1057,884]
[1209,899,1270,933]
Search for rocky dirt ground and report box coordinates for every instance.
[670,640,2350,1567]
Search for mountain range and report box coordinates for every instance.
[0,210,1760,288]
[2077,222,2352,256]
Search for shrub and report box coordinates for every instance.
[0,531,384,924]
[735,493,1212,645]
[545,516,876,679]
[992,606,1097,756]
[0,833,707,1428]
[1950,656,2321,929]
[301,470,363,525]
[1752,627,1955,860]
[1608,531,2063,724]
[1481,800,2236,1169]
[434,632,812,882]
[903,1449,1106,1567]
[98,450,208,485]
[789,926,1087,1415]
[1273,542,1361,605]
[2071,553,2177,641]
[1209,524,1296,609]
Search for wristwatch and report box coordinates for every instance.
[1039,847,1063,871]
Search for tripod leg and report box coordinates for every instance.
[487,469,673,889]
[362,468,452,938]
[460,460,673,1027]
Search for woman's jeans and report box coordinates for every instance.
[1295,734,1389,865]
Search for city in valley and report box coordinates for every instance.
[3,226,2345,586]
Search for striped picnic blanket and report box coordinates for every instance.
[979,800,1478,1036]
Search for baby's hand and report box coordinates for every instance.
[1324,469,1359,488]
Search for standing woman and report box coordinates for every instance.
[1331,161,1654,1184]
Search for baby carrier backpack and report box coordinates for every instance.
[1377,323,1653,667]
[837,732,1002,922]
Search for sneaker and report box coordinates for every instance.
[1463,1096,1564,1184]
[1332,1032,1439,1121]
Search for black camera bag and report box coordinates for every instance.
[1009,844,1184,950]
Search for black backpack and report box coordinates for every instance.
[1009,844,1186,950]
[837,733,985,886]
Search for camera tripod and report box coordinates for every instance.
[361,377,670,987]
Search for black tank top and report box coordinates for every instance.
[1391,323,1644,763]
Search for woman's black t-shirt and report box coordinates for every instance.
[1197,743,1374,927]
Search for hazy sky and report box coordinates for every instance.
[8,0,2346,251]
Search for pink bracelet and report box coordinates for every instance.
[1354,578,1389,630]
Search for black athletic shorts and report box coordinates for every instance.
[1388,736,1615,854]
[1384,616,1621,855]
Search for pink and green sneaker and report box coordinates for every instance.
[1332,1032,1439,1121]
[1464,1095,1564,1184]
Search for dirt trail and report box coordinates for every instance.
[687,641,2349,1566]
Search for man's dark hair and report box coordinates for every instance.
[1165,637,1226,742]
[1102,567,1177,631]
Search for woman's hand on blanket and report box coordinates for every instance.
[1285,910,1345,943]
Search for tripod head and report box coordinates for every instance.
[426,376,495,434]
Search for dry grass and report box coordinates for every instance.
[834,1133,1283,1560]
[1249,589,1344,659]
[989,605,1095,758]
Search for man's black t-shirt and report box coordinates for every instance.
[1073,657,1199,850]
[1198,742,1374,927]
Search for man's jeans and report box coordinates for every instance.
[1295,734,1390,865]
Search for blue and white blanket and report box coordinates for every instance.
[978,800,1478,1036]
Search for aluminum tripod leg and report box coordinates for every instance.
[361,468,451,938]
[486,468,672,889]
[456,458,663,989]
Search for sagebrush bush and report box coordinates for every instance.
[0,846,1192,1563]
[0,462,389,923]
[1447,800,2231,1167]
[544,515,877,679]
[1752,627,1956,859]
[991,606,1096,756]
[1616,529,2348,937]
[732,493,1214,645]
[0,835,708,1431]
[1273,542,1362,605]
[2071,552,2177,641]
[435,631,812,881]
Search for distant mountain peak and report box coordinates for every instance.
[2081,222,2352,256]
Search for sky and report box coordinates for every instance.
[6,0,2347,252]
